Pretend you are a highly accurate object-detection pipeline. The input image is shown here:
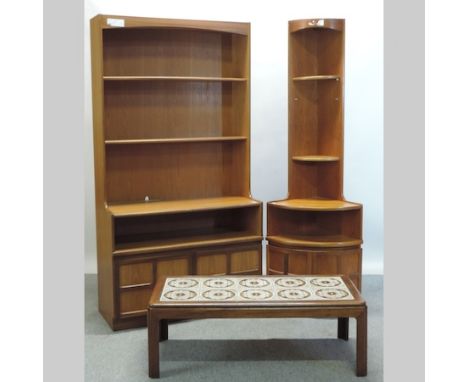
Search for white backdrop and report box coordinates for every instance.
[84,0,383,274]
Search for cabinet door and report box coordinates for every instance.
[267,245,362,290]
[267,245,287,275]
[195,249,229,275]
[230,245,261,274]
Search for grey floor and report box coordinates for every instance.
[86,275,382,382]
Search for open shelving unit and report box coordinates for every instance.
[91,15,262,330]
[266,19,363,290]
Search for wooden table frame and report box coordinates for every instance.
[147,276,367,378]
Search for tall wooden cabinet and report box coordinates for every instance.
[90,15,262,330]
[266,19,363,289]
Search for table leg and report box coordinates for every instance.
[160,319,168,342]
[356,306,367,377]
[338,317,349,341]
[148,309,160,378]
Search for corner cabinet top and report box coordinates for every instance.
[289,18,344,33]
[91,14,250,35]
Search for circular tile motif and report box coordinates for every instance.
[203,278,234,288]
[310,277,341,287]
[316,288,349,299]
[278,289,310,300]
[239,278,270,288]
[163,289,196,301]
[240,289,272,300]
[275,278,306,288]
[168,278,198,288]
[202,289,235,300]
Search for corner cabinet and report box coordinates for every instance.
[90,15,262,330]
[266,19,363,289]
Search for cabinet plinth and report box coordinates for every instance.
[91,15,261,330]
[267,19,363,289]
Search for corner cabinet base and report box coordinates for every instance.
[105,242,262,330]
[266,244,362,290]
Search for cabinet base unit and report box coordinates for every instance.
[266,244,362,290]
[109,242,262,329]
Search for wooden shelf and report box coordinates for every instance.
[292,155,340,162]
[267,234,362,248]
[292,75,340,81]
[114,230,261,256]
[105,136,247,145]
[103,76,247,82]
[108,197,261,217]
[270,199,361,211]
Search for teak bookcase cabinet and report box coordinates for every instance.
[90,15,262,330]
[267,19,363,289]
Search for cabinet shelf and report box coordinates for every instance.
[270,199,361,211]
[267,234,362,249]
[108,196,261,217]
[103,75,247,82]
[292,75,340,81]
[292,155,339,162]
[105,136,247,145]
[114,229,261,256]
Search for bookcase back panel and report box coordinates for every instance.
[103,28,247,78]
[290,28,343,77]
[290,162,341,199]
[105,142,247,203]
[290,81,342,157]
[104,81,246,139]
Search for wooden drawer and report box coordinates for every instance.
[116,254,191,318]
[267,244,362,290]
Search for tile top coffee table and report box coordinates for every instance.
[147,275,367,378]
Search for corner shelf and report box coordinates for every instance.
[103,76,247,82]
[292,75,340,81]
[292,155,339,162]
[105,136,247,145]
[270,199,361,212]
[267,19,362,291]
[107,196,261,217]
[267,234,362,249]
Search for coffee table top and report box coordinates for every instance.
[149,275,364,308]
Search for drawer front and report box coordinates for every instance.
[267,245,362,290]
[119,288,153,316]
[119,262,154,287]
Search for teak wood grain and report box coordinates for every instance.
[90,15,261,330]
[266,19,363,292]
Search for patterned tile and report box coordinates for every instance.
[160,276,354,302]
